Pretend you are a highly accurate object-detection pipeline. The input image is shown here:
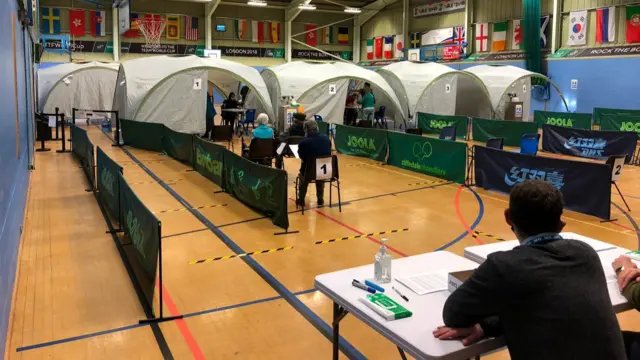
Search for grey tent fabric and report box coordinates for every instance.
[38,61,119,117]
[112,55,275,133]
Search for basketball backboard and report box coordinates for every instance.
[117,0,131,34]
[203,49,222,59]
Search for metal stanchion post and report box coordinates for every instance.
[54,107,60,140]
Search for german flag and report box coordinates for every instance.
[338,26,349,44]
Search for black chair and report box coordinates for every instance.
[439,125,457,141]
[243,138,275,167]
[486,137,504,150]
[211,125,234,151]
[374,106,387,129]
[287,136,304,145]
[406,128,423,136]
[295,155,341,214]
[357,120,373,128]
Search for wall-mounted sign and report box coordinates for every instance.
[413,0,465,18]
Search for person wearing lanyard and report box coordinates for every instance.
[434,180,626,360]
[358,83,375,122]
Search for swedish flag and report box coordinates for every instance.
[41,7,61,35]
[410,32,421,48]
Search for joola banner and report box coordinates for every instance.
[542,124,637,163]
[534,111,592,130]
[474,145,611,220]
[335,124,389,161]
[417,112,468,137]
[599,112,640,139]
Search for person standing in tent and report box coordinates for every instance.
[358,82,375,122]
[203,91,216,139]
[221,92,239,127]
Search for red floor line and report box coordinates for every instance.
[610,221,640,235]
[455,185,484,245]
[311,208,410,257]
[158,272,206,359]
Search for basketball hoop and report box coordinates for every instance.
[137,18,166,46]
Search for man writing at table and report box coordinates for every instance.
[612,255,640,359]
[435,180,626,360]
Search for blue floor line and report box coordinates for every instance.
[16,288,318,353]
[435,186,485,251]
[119,147,367,360]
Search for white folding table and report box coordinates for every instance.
[463,232,634,313]
[315,251,507,360]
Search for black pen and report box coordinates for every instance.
[393,286,409,302]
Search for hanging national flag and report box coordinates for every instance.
[41,7,61,35]
[492,21,507,51]
[338,27,349,44]
[475,23,488,52]
[251,21,264,43]
[321,26,334,44]
[166,15,180,40]
[567,11,587,46]
[90,10,106,37]
[410,32,421,48]
[270,22,280,43]
[366,38,374,59]
[421,28,453,45]
[26,0,35,26]
[626,5,640,43]
[596,7,616,43]
[69,9,85,36]
[511,19,523,50]
[235,19,247,40]
[185,16,198,41]
[374,37,383,58]
[305,24,317,46]
[383,36,393,58]
[540,15,550,48]
[453,26,465,45]
[394,34,404,58]
[124,13,139,38]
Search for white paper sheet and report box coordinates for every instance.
[396,271,448,295]
[276,143,287,155]
[48,116,56,127]
[289,144,300,159]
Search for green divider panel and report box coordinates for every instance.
[223,151,289,229]
[416,112,468,137]
[317,121,330,136]
[600,113,640,139]
[162,127,194,165]
[86,140,95,190]
[121,119,165,152]
[472,118,538,147]
[71,124,88,164]
[387,132,467,184]
[97,147,123,222]
[533,111,592,130]
[594,107,640,126]
[334,124,389,161]
[118,172,159,313]
[194,137,225,188]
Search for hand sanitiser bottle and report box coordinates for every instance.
[374,239,392,283]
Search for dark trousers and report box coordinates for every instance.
[298,178,325,203]
[623,331,640,360]
[344,108,357,126]
[204,116,214,137]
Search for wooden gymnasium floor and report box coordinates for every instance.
[6,124,640,360]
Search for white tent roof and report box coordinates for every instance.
[464,65,538,110]
[113,55,275,133]
[377,61,492,119]
[37,61,119,114]
[261,61,405,124]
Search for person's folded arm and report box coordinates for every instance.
[442,257,504,336]
[623,282,640,310]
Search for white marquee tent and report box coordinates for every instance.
[112,55,275,134]
[38,61,119,116]
[464,64,568,121]
[376,61,494,120]
[255,61,405,126]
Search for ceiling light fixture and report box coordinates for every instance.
[344,7,361,13]
[247,0,268,5]
[298,4,316,10]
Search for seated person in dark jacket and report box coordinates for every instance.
[435,180,626,360]
[221,92,239,126]
[612,255,640,359]
[296,120,331,207]
[288,113,306,137]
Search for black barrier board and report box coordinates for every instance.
[474,145,611,220]
[542,124,637,163]
[97,147,123,222]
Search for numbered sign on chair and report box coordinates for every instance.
[611,156,625,181]
[316,157,333,181]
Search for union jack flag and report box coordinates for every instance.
[453,26,465,45]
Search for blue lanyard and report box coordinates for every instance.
[522,234,563,246]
